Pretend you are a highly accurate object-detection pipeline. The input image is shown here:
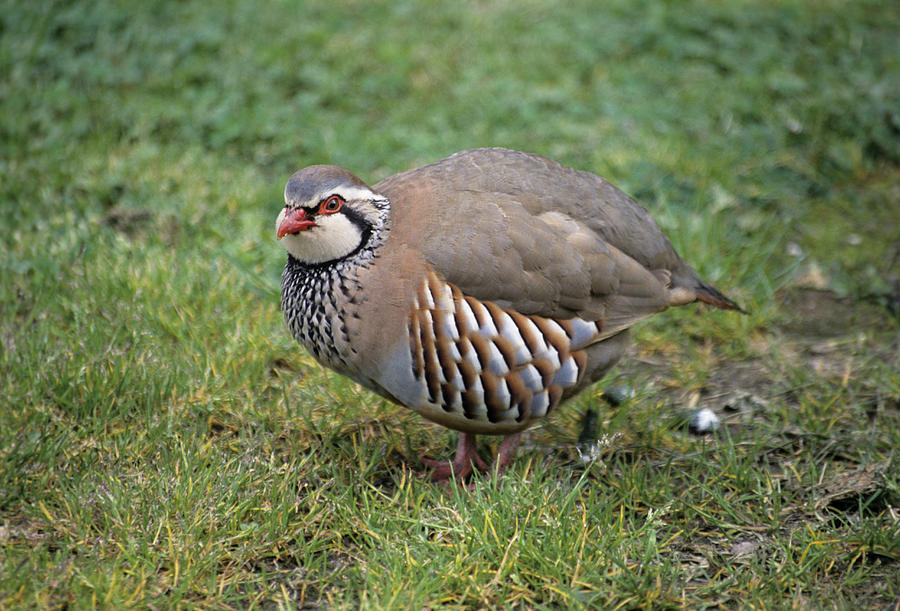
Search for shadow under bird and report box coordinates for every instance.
[275,148,743,481]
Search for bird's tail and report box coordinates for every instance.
[694,278,746,313]
[662,268,746,313]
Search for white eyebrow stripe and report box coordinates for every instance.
[329,186,383,202]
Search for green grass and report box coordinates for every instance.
[2,0,899,607]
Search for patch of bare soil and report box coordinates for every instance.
[631,287,898,429]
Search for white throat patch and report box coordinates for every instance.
[277,209,364,264]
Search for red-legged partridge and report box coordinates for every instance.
[276,148,742,481]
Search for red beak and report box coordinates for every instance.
[277,208,317,238]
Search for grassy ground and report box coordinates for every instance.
[2,0,899,607]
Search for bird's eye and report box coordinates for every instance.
[319,195,343,215]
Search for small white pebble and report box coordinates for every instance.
[689,408,720,433]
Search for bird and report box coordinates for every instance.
[275,148,743,481]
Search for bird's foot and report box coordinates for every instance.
[421,432,523,484]
[420,432,489,482]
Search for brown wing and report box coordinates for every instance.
[375,148,738,333]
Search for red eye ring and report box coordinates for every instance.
[318,195,344,215]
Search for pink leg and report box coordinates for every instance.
[492,432,522,475]
[421,432,489,481]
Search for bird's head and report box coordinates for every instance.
[276,165,390,265]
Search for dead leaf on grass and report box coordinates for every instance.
[814,460,890,512]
